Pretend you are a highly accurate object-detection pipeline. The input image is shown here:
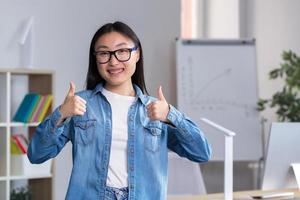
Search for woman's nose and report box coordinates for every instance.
[109,54,119,66]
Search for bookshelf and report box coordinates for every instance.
[0,68,54,200]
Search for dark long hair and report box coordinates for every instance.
[85,21,148,94]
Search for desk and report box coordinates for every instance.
[168,189,300,200]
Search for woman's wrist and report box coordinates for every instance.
[56,105,67,126]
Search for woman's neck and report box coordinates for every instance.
[104,82,135,97]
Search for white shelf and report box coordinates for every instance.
[0,122,40,127]
[0,174,52,181]
[10,174,52,180]
[0,68,53,200]
[10,122,40,127]
[0,68,54,75]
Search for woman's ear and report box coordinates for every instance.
[136,49,140,63]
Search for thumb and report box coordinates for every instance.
[67,81,76,97]
[157,86,166,101]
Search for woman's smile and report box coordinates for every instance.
[107,67,125,76]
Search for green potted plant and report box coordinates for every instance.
[10,186,32,200]
[257,50,300,122]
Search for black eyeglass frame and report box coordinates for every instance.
[93,46,138,64]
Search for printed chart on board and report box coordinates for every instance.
[176,39,262,160]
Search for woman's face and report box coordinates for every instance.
[94,31,140,88]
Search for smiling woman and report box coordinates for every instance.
[86,22,146,96]
[27,21,212,200]
[93,31,140,93]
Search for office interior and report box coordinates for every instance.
[0,0,300,199]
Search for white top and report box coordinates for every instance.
[102,88,136,188]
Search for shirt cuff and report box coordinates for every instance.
[50,107,70,131]
[166,104,184,127]
[166,104,194,142]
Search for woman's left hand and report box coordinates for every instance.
[146,86,170,123]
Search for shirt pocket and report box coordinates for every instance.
[143,121,163,153]
[74,119,97,145]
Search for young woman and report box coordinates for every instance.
[28,21,211,200]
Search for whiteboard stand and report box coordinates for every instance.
[291,163,300,190]
[200,118,236,200]
[176,39,261,161]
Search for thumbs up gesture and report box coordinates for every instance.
[146,86,170,123]
[59,82,87,120]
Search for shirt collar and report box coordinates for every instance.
[91,83,148,106]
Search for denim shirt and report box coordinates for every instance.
[27,83,211,200]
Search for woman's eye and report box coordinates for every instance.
[99,52,109,56]
[118,49,128,54]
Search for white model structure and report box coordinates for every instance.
[19,16,34,68]
[200,118,236,200]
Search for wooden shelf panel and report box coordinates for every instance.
[29,178,52,200]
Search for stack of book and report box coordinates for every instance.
[11,134,28,154]
[13,93,53,123]
[10,133,52,176]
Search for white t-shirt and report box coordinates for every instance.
[102,88,136,188]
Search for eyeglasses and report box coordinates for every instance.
[94,46,138,64]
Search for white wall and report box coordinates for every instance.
[245,0,300,137]
[200,0,240,38]
[0,1,180,199]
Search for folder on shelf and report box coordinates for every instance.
[11,134,28,154]
[37,95,53,122]
[13,93,37,122]
[26,94,41,122]
[30,95,47,122]
[11,138,23,155]
[13,93,53,123]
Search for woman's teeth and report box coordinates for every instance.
[108,68,124,74]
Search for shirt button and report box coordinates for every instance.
[130,149,134,153]
[130,167,134,171]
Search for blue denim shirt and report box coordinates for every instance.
[27,83,211,200]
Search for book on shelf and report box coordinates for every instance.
[30,95,47,122]
[11,138,23,154]
[11,134,28,154]
[13,93,53,123]
[38,95,53,122]
[26,95,41,122]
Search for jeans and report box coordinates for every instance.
[104,186,129,200]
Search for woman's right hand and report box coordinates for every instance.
[59,82,87,121]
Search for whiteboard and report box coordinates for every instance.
[176,39,262,160]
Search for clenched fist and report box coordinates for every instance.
[146,86,170,123]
